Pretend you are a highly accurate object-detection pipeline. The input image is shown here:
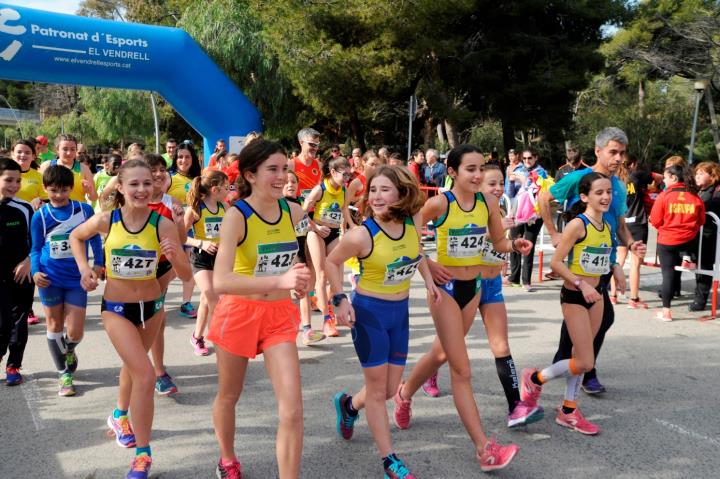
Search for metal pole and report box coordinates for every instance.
[689,83,706,164]
[150,93,160,154]
[407,95,414,161]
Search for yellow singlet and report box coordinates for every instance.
[435,191,489,266]
[18,168,47,203]
[314,179,344,227]
[568,214,612,277]
[358,217,421,295]
[104,209,162,280]
[192,201,225,243]
[167,172,193,205]
[51,159,86,202]
[233,198,299,277]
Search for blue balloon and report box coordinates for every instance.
[0,3,262,163]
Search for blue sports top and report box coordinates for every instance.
[30,201,103,288]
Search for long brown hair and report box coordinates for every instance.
[236,139,286,199]
[363,165,424,222]
[111,159,152,209]
[187,170,228,219]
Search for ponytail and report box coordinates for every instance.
[188,170,228,218]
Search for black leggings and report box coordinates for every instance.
[0,277,34,368]
[553,272,613,383]
[657,239,697,308]
[509,219,543,285]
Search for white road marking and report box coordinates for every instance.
[20,374,46,431]
[655,418,720,447]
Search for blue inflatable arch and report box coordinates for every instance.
[0,3,262,162]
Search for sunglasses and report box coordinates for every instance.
[304,141,320,148]
[522,156,533,160]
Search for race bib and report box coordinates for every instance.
[320,208,343,226]
[579,246,611,275]
[478,234,506,265]
[204,217,222,239]
[447,226,486,258]
[295,215,310,236]
[254,241,299,276]
[109,249,158,279]
[49,234,73,259]
[384,256,421,285]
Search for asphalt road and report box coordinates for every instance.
[1,253,718,478]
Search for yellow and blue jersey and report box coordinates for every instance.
[192,201,225,243]
[233,198,299,277]
[435,191,489,266]
[358,217,421,295]
[105,209,162,281]
[568,213,612,277]
[315,179,344,226]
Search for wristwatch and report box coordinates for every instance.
[331,293,348,307]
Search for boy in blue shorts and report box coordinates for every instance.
[31,165,103,396]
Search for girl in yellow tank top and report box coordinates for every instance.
[395,145,531,468]
[524,172,619,436]
[183,170,229,355]
[11,140,47,208]
[70,160,191,477]
[325,165,439,479]
[39,135,97,203]
[207,139,310,478]
[303,156,354,338]
[426,164,535,427]
[167,143,202,205]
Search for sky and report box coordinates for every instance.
[2,0,81,15]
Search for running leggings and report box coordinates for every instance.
[657,239,697,308]
[553,272,613,384]
[0,277,34,368]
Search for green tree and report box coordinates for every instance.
[178,0,306,139]
[252,0,475,150]
[573,75,696,166]
[79,88,154,149]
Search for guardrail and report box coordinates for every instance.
[672,212,720,322]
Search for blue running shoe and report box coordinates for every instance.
[126,454,152,479]
[581,377,606,395]
[155,373,178,396]
[5,367,22,386]
[107,414,136,448]
[179,302,197,318]
[384,455,416,479]
[334,391,358,440]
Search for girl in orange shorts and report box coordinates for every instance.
[208,139,311,479]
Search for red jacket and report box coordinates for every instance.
[649,183,705,245]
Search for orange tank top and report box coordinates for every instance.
[293,157,322,204]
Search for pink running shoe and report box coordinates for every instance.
[627,298,649,309]
[507,400,544,428]
[555,407,600,435]
[27,310,40,325]
[421,371,440,398]
[216,458,242,479]
[393,382,412,429]
[190,334,209,356]
[520,368,543,407]
[477,436,519,472]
